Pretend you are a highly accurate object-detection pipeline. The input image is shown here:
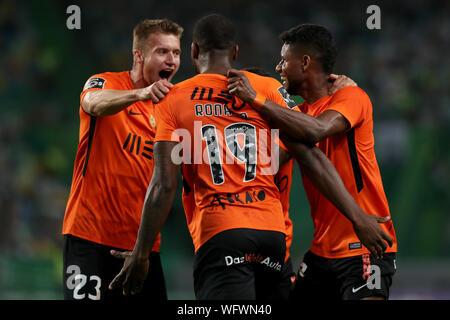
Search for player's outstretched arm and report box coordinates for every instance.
[283,138,393,259]
[108,141,179,295]
[227,69,352,144]
[82,79,173,116]
[258,100,349,144]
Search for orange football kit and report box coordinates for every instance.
[154,71,293,253]
[63,71,161,252]
[154,71,299,299]
[298,86,397,258]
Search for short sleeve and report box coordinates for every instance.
[154,94,180,142]
[325,87,370,129]
[80,73,118,104]
[263,79,296,152]
[265,79,297,110]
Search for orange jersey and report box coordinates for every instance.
[62,71,161,251]
[155,71,290,252]
[275,158,294,261]
[298,86,397,258]
[180,159,294,258]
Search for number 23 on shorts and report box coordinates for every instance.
[66,265,101,300]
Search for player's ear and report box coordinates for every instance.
[232,44,239,61]
[133,49,144,65]
[191,42,199,60]
[302,54,311,71]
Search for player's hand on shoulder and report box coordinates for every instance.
[227,68,257,104]
[328,74,357,95]
[139,79,173,103]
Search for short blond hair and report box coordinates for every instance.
[133,19,183,52]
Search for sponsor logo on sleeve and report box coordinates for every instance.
[84,77,106,90]
[277,86,297,109]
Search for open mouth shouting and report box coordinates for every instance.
[159,69,174,81]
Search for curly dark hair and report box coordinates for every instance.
[279,24,337,74]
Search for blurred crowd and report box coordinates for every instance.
[0,0,449,296]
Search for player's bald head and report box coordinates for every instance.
[193,14,237,52]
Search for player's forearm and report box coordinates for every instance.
[259,100,326,144]
[82,89,141,116]
[133,142,179,260]
[227,70,331,143]
[133,180,177,260]
[287,141,364,225]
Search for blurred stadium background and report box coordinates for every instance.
[0,0,449,299]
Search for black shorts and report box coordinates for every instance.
[290,250,396,300]
[272,257,295,300]
[193,228,286,300]
[63,234,167,300]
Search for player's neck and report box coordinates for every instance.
[302,73,329,105]
[200,66,231,76]
[197,53,233,76]
[129,68,148,89]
